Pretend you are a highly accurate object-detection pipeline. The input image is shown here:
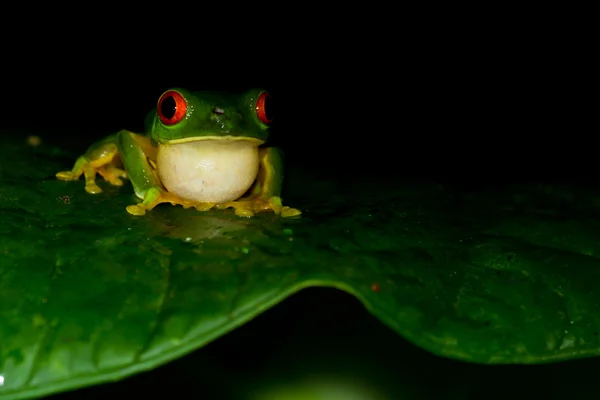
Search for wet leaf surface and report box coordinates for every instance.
[3,133,600,399]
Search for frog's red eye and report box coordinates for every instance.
[255,91,273,124]
[157,90,187,125]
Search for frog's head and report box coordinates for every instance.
[148,88,273,146]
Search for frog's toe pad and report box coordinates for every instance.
[104,177,124,187]
[84,183,103,194]
[234,208,255,217]
[193,202,217,212]
[217,196,300,218]
[281,206,302,218]
[98,167,127,187]
[56,171,77,181]
[126,204,147,216]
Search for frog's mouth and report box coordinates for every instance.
[165,135,265,145]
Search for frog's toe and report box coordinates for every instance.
[259,197,301,218]
[281,206,302,218]
[234,208,255,217]
[56,171,78,181]
[98,166,127,187]
[126,204,147,216]
[216,198,266,217]
[217,195,300,218]
[104,176,124,187]
[263,197,301,217]
[193,202,217,212]
[84,182,103,194]
[126,187,163,216]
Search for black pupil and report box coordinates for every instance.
[161,96,176,120]
[263,94,274,121]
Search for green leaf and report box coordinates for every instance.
[2,133,600,399]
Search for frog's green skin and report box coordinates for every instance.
[56,88,301,218]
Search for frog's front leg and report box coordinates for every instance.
[216,147,301,218]
[55,135,128,194]
[56,131,216,216]
[113,131,217,216]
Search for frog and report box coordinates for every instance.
[55,88,301,218]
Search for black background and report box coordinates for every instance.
[1,19,582,183]
[0,15,594,399]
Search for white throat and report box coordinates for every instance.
[157,140,260,203]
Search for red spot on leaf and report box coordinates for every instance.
[371,283,380,292]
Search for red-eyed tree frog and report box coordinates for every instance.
[56,88,301,218]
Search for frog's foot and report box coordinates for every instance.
[216,196,302,218]
[126,187,216,216]
[97,166,127,187]
[56,152,126,194]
